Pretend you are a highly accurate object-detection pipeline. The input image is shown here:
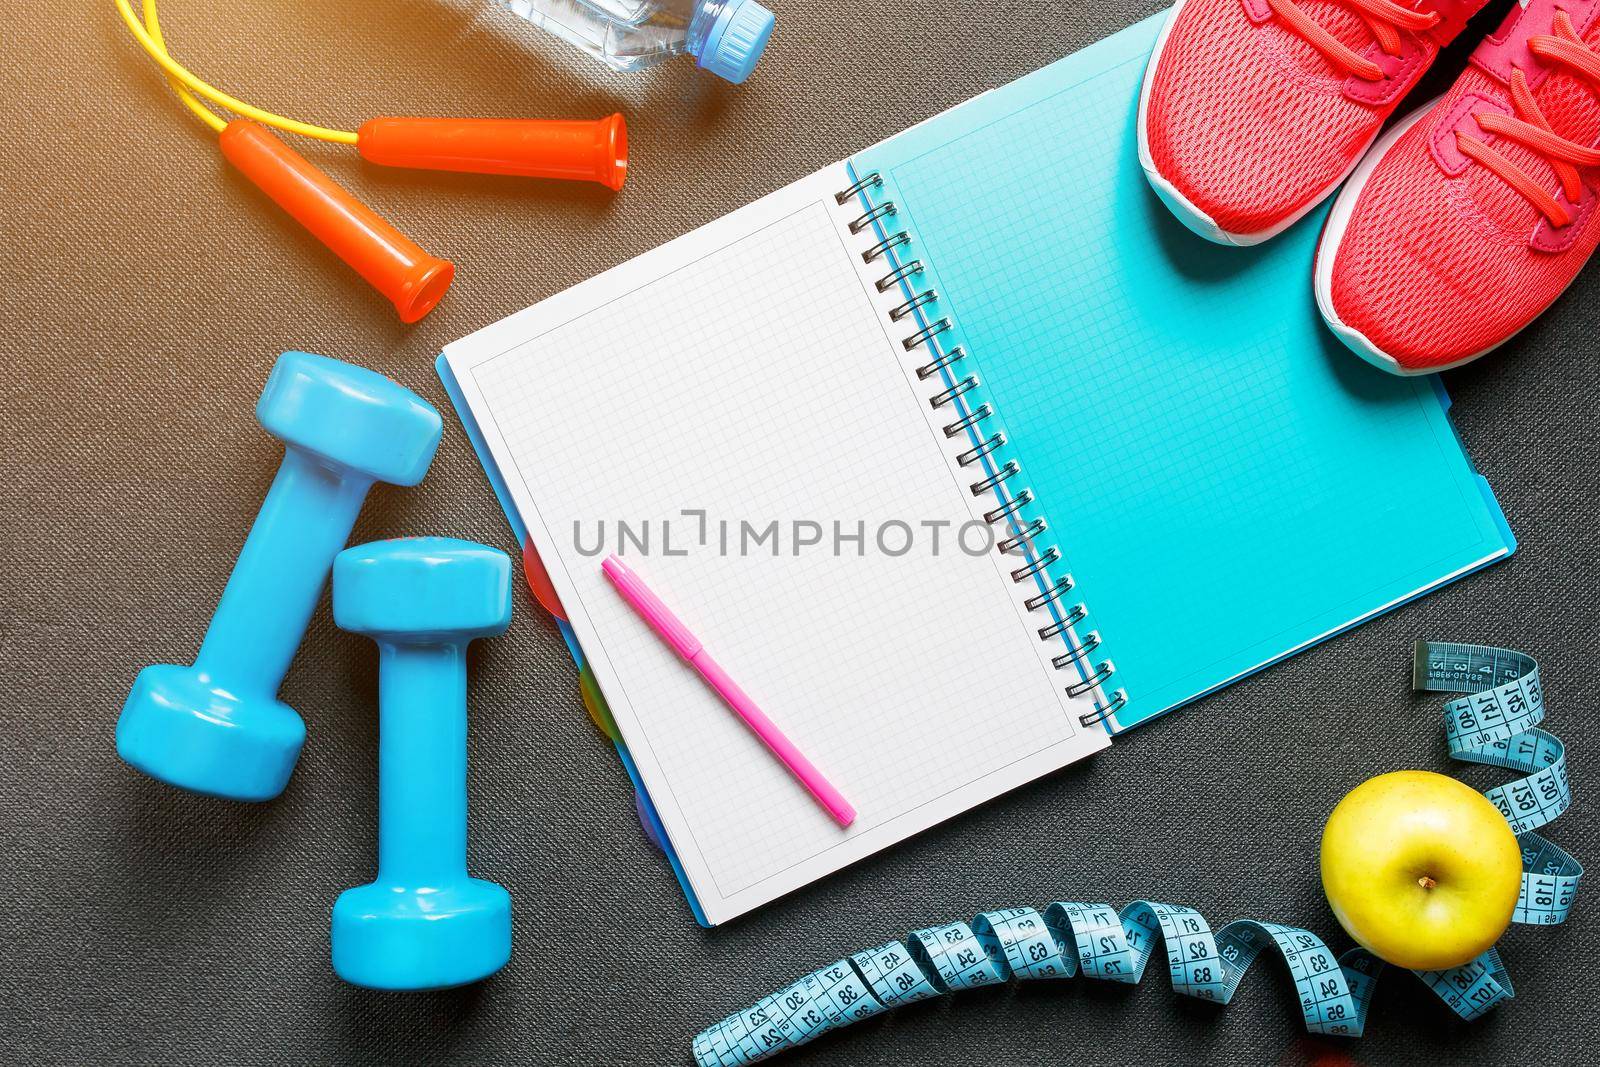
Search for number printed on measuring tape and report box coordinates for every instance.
[1416,642,1582,925]
[689,644,1581,1064]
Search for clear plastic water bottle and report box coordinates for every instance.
[500,0,775,84]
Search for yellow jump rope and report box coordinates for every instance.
[115,0,628,321]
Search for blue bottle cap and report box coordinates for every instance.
[696,0,774,84]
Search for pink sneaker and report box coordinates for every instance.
[1318,0,1600,373]
[1139,0,1487,245]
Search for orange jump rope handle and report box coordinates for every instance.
[356,114,628,191]
[218,119,454,323]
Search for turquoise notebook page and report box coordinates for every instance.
[851,13,1514,730]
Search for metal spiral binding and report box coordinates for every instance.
[877,260,924,293]
[890,290,938,321]
[1067,661,1116,698]
[929,375,979,409]
[997,518,1047,553]
[1039,604,1087,641]
[955,432,1005,468]
[902,318,952,351]
[1079,689,1127,726]
[863,231,911,264]
[1010,547,1059,582]
[947,403,993,438]
[850,202,898,234]
[969,457,1017,493]
[1051,631,1099,669]
[834,172,883,204]
[983,490,1033,525]
[1024,575,1073,610]
[917,346,965,381]
[836,171,1122,726]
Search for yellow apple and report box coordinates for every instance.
[1320,770,1521,971]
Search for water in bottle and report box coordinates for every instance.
[500,0,775,83]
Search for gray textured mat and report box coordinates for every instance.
[2,1,1596,1062]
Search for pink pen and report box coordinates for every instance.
[601,554,856,828]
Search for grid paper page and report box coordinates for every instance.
[853,14,1512,730]
[444,164,1108,924]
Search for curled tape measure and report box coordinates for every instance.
[691,643,1581,1064]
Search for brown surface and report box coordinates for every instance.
[3,2,1599,1064]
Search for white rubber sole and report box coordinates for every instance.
[1136,1,1388,247]
[1314,97,1507,376]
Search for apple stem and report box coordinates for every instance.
[1418,875,1438,890]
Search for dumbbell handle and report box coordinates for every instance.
[194,448,371,694]
[376,640,470,884]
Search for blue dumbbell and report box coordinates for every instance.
[330,537,513,991]
[116,352,443,801]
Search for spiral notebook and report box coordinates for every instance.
[438,12,1514,925]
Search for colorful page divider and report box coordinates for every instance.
[690,643,1581,1064]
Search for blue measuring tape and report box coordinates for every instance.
[690,643,1581,1064]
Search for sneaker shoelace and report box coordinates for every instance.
[1266,0,1441,80]
[1456,11,1600,229]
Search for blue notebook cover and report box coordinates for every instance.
[850,12,1513,730]
[440,10,1513,919]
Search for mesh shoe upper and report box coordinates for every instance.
[1325,0,1600,369]
[1144,0,1486,238]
